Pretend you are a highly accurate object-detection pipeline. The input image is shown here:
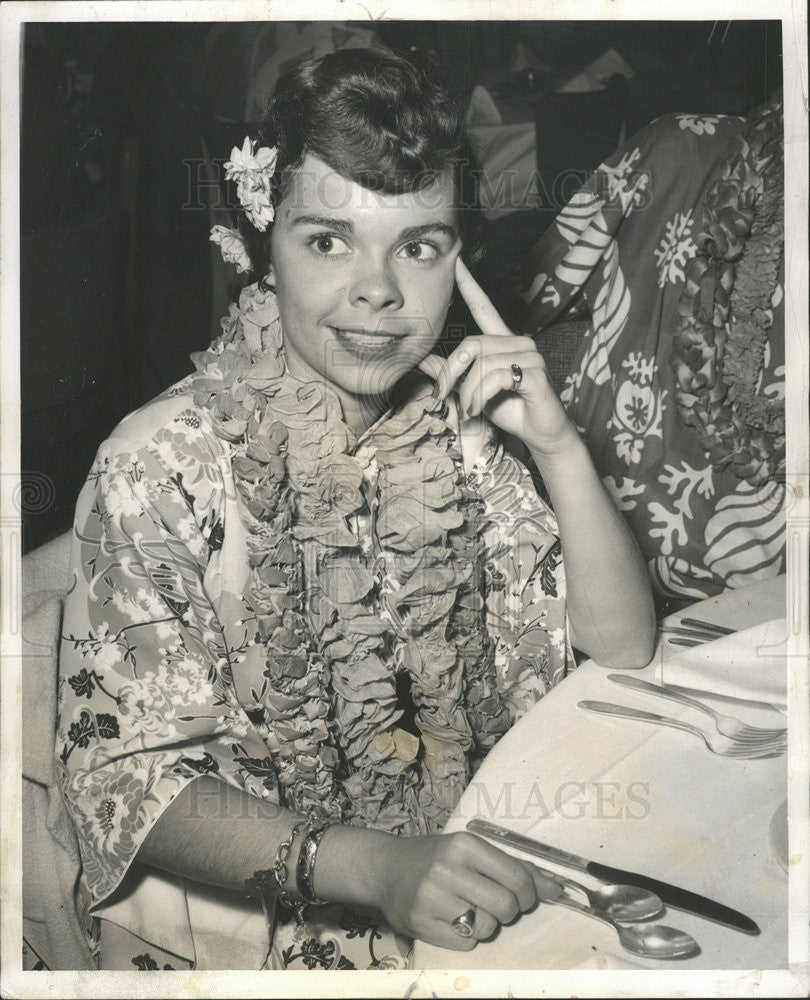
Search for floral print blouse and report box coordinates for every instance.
[55,378,572,961]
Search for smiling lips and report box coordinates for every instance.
[332,326,408,356]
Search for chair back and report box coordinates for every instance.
[21,531,95,970]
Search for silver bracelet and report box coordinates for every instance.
[295,822,332,905]
[245,818,309,923]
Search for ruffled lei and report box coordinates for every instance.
[190,284,512,833]
[671,98,785,486]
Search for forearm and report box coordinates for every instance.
[529,436,656,668]
[138,775,394,909]
[138,774,562,951]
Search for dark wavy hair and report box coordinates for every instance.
[238,46,486,281]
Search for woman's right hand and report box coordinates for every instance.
[370,831,562,950]
[141,781,562,952]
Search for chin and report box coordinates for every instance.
[339,359,416,395]
[344,375,405,404]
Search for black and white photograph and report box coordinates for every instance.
[1,1,807,997]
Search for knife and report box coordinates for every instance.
[662,625,724,643]
[467,818,760,935]
[679,617,735,636]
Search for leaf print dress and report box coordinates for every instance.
[56,378,572,970]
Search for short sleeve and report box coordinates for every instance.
[470,438,575,721]
[55,405,271,908]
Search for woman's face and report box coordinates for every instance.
[269,153,462,428]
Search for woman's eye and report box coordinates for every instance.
[399,241,439,263]
[309,234,350,256]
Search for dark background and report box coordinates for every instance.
[19,19,782,552]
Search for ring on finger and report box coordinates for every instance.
[510,362,523,390]
[451,907,476,938]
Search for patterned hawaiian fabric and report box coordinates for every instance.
[55,356,572,967]
[96,900,411,971]
[517,103,785,600]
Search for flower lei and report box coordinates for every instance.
[190,282,513,833]
[671,99,785,486]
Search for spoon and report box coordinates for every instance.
[550,891,699,959]
[529,861,663,922]
[468,820,664,922]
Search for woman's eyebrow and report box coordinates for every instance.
[288,216,459,242]
[290,214,354,233]
[399,222,459,242]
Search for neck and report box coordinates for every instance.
[338,389,390,436]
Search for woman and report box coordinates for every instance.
[56,47,655,970]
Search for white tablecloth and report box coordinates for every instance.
[415,575,790,971]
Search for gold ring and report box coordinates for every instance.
[451,907,476,937]
[510,362,523,390]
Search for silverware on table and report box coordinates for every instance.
[680,617,735,636]
[547,890,699,959]
[466,819,760,934]
[670,683,786,714]
[524,860,662,922]
[667,637,704,648]
[664,625,730,643]
[471,825,662,922]
[578,700,785,759]
[662,617,737,647]
[607,674,787,745]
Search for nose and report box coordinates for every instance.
[348,258,404,312]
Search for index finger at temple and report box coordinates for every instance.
[455,257,512,338]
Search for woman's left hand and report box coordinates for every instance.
[421,258,578,458]
[419,262,656,670]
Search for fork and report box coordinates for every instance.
[578,700,786,759]
[607,674,788,744]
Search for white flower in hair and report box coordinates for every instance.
[224,136,278,231]
[209,225,252,273]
